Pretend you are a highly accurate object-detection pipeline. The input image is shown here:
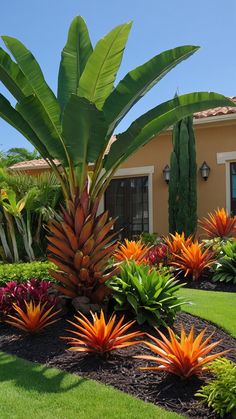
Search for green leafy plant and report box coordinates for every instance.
[196,358,236,418]
[0,261,55,285]
[139,232,159,246]
[0,15,233,301]
[106,261,186,326]
[212,240,236,284]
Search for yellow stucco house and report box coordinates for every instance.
[11,98,236,237]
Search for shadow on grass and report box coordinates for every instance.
[0,351,85,394]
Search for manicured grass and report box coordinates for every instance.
[179,288,236,338]
[0,352,181,419]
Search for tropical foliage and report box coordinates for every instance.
[172,241,214,280]
[199,208,236,239]
[107,261,185,326]
[0,147,39,168]
[6,300,60,333]
[63,309,142,355]
[0,169,62,261]
[164,232,193,258]
[145,242,168,266]
[135,325,229,378]
[0,278,58,317]
[0,15,233,301]
[212,240,236,284]
[114,239,151,264]
[0,261,55,285]
[196,358,236,418]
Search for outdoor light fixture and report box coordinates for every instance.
[163,165,170,184]
[200,161,210,181]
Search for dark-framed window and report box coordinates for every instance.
[105,176,149,240]
[230,162,236,215]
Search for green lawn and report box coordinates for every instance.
[0,351,181,419]
[1,288,234,419]
[179,288,236,338]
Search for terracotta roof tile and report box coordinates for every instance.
[9,159,60,170]
[194,96,236,119]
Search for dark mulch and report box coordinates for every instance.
[177,270,236,293]
[184,279,236,293]
[0,310,235,419]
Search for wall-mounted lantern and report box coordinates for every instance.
[200,161,210,181]
[163,164,170,184]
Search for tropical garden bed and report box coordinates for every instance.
[0,305,235,419]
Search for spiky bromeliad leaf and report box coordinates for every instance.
[104,93,235,172]
[135,325,230,378]
[78,22,132,109]
[63,310,143,355]
[0,93,50,159]
[103,45,199,134]
[0,47,33,101]
[2,36,61,133]
[58,16,93,111]
[62,95,108,167]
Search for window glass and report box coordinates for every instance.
[105,176,149,239]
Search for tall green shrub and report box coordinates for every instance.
[168,115,197,236]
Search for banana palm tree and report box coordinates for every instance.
[0,16,234,301]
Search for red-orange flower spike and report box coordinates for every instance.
[171,241,214,280]
[164,232,193,257]
[135,325,230,378]
[114,239,151,264]
[63,310,143,355]
[199,208,236,238]
[6,300,60,333]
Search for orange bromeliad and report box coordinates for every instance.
[6,300,60,333]
[164,232,193,258]
[135,325,229,378]
[114,239,151,264]
[63,310,143,355]
[199,208,236,238]
[171,241,214,280]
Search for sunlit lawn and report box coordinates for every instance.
[0,352,182,419]
[179,288,236,338]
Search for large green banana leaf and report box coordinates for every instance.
[2,36,61,134]
[103,45,199,133]
[0,48,32,101]
[62,95,107,165]
[58,16,93,111]
[78,22,132,109]
[0,93,50,159]
[16,95,67,162]
[104,93,235,171]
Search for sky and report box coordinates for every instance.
[0,0,236,151]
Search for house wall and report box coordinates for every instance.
[119,119,236,235]
[14,118,236,236]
